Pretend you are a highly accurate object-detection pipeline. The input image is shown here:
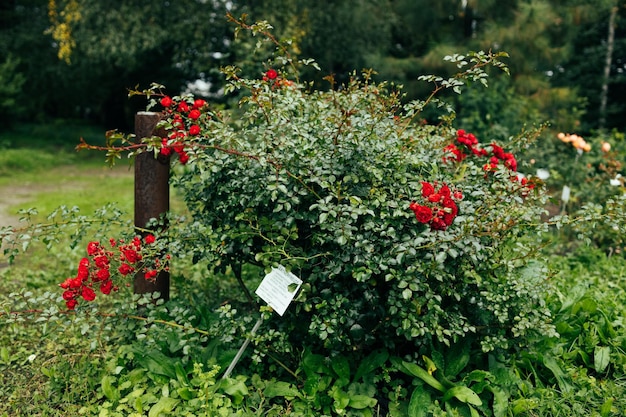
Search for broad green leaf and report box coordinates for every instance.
[349,394,377,409]
[263,381,300,399]
[442,386,482,406]
[402,361,446,392]
[148,397,180,417]
[101,375,120,402]
[176,387,195,401]
[594,346,611,373]
[131,348,178,379]
[445,343,471,377]
[408,386,431,417]
[512,398,538,415]
[331,355,351,381]
[332,388,350,411]
[219,377,249,401]
[488,386,509,417]
[542,354,572,393]
[354,349,389,381]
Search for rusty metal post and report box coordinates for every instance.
[134,111,170,301]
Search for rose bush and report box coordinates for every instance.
[74,50,552,359]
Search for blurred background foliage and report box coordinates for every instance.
[1,0,625,137]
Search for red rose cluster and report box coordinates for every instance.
[60,234,167,310]
[444,129,517,172]
[409,182,462,231]
[443,129,535,195]
[159,96,208,164]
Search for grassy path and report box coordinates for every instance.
[0,163,134,228]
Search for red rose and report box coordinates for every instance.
[160,138,172,156]
[439,184,451,199]
[503,153,517,171]
[173,142,184,153]
[66,299,78,310]
[81,286,96,302]
[87,241,100,255]
[189,125,201,136]
[122,249,140,264]
[421,181,435,198]
[94,255,109,269]
[144,270,158,280]
[160,96,173,108]
[428,193,442,203]
[179,152,190,165]
[189,109,201,120]
[96,268,110,281]
[100,280,113,295]
[491,143,505,159]
[430,217,447,230]
[193,99,206,109]
[144,234,156,244]
[118,263,134,276]
[441,198,458,226]
[173,115,185,128]
[266,69,278,80]
[177,102,190,113]
[410,204,433,224]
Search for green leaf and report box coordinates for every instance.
[263,381,300,399]
[148,397,180,417]
[219,377,249,402]
[594,346,611,373]
[332,388,350,412]
[408,386,431,417]
[401,361,446,392]
[331,355,351,381]
[354,349,389,381]
[176,387,195,401]
[488,386,509,417]
[131,348,178,379]
[542,354,572,393]
[445,343,470,377]
[600,397,614,417]
[348,394,377,409]
[101,375,120,402]
[442,386,482,406]
[0,347,9,363]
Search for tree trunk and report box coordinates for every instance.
[599,5,618,130]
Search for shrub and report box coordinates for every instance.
[125,50,558,359]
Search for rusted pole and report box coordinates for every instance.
[134,111,170,301]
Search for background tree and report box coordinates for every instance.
[1,0,625,135]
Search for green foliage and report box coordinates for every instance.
[150,50,557,362]
[508,247,626,416]
[0,54,25,128]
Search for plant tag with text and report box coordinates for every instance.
[255,266,302,316]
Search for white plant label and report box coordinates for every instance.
[255,265,302,316]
